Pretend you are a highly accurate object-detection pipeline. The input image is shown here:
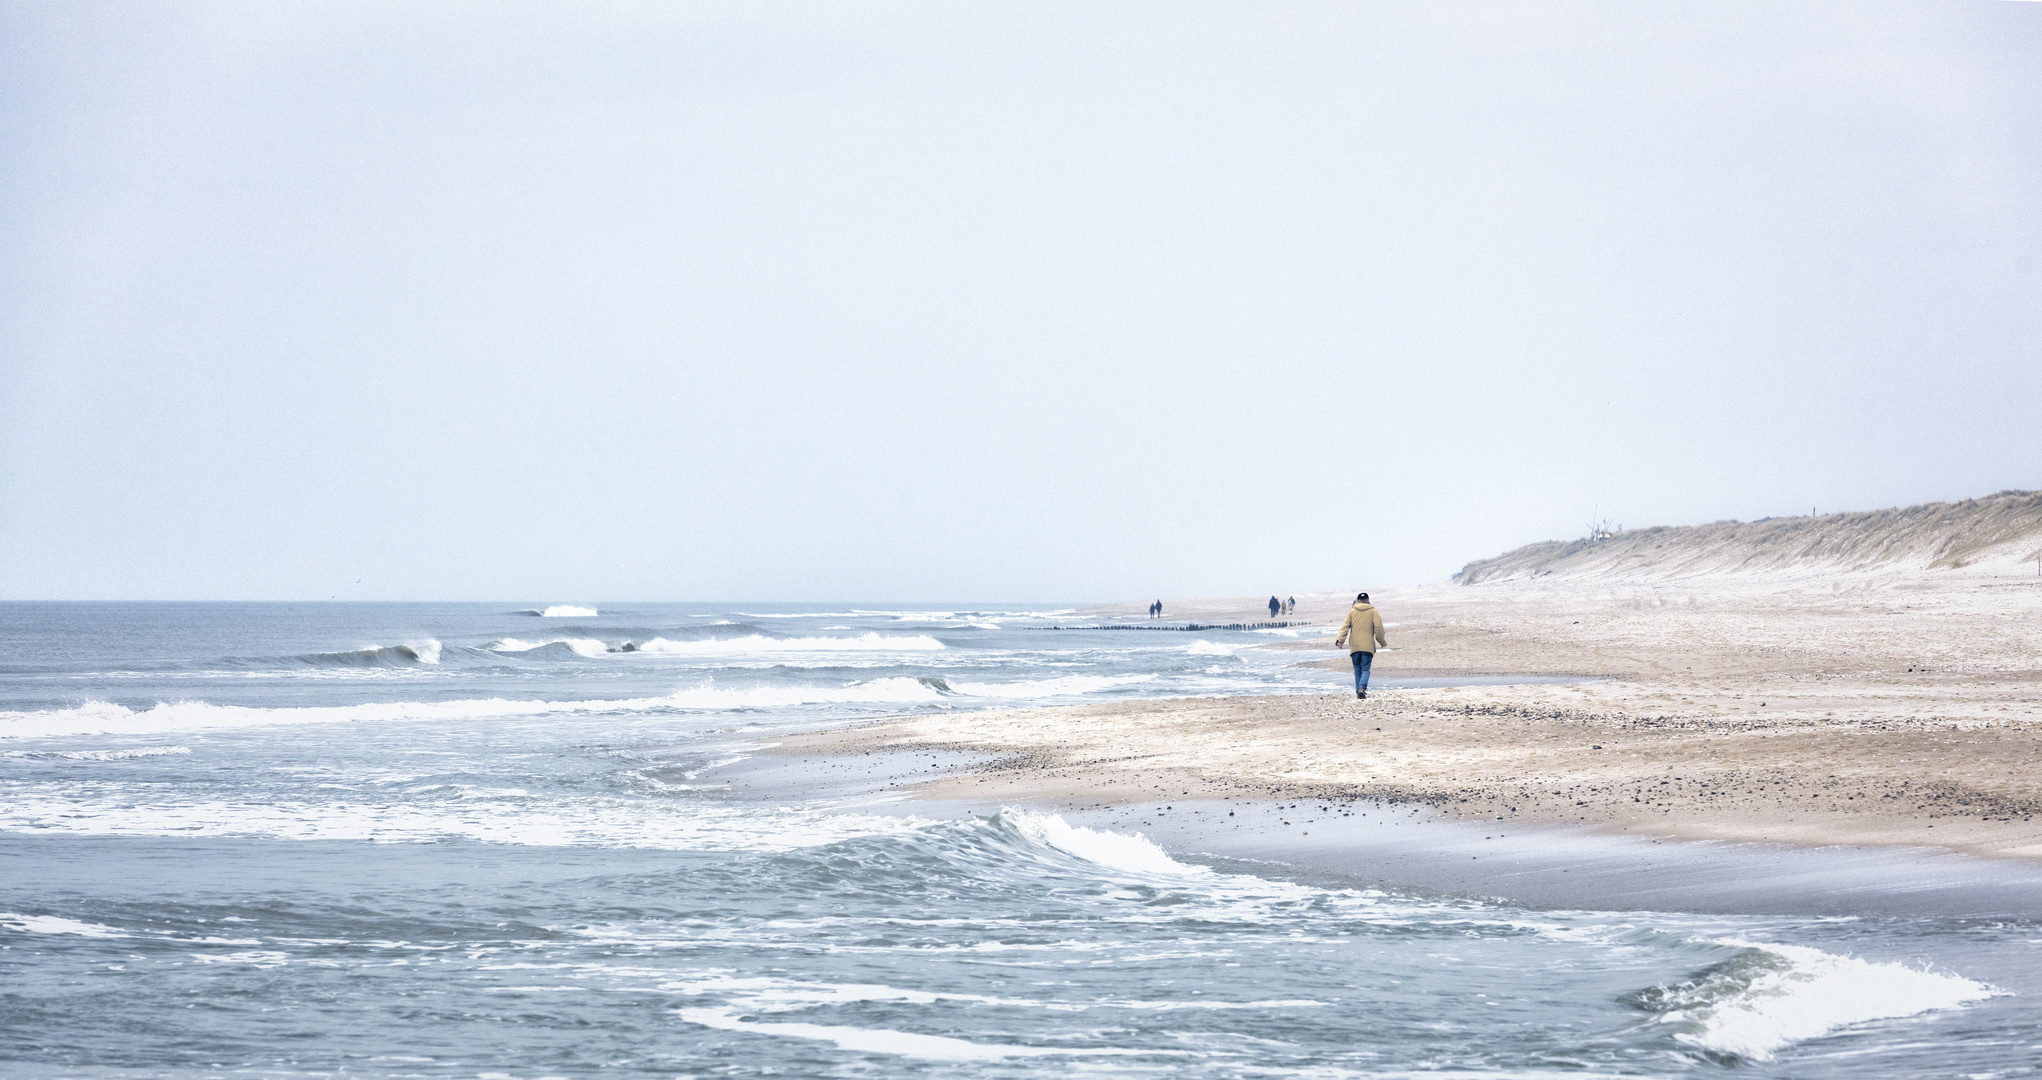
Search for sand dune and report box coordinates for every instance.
[1457,489,2042,584]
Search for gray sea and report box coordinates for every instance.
[2,602,2037,1078]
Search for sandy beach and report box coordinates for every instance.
[769,496,2042,870]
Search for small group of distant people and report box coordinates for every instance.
[1334,592,1389,699]
[1265,595,1296,617]
[1147,600,1163,618]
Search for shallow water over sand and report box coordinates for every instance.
[3,603,2037,1078]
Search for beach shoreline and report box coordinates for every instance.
[726,565,2042,913]
[710,735,2042,919]
[758,679,2042,863]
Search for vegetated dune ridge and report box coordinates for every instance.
[775,488,2042,864]
[1456,489,2042,585]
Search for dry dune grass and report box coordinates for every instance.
[1457,489,2042,583]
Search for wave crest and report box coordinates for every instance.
[947,674,1154,697]
[486,638,610,658]
[1633,939,1996,1060]
[995,809,1206,878]
[635,633,944,654]
[0,677,964,738]
[3,745,192,761]
[232,641,447,668]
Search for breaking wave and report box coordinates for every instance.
[0,677,966,738]
[223,641,454,668]
[3,745,192,761]
[1631,939,1996,1060]
[998,808,1205,877]
[634,633,945,654]
[0,670,1173,739]
[946,674,1155,697]
[486,637,610,658]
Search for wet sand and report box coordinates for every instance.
[713,742,2042,918]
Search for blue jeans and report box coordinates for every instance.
[1349,650,1373,692]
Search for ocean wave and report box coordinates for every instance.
[634,633,945,655]
[0,672,1162,739]
[999,809,1205,878]
[733,609,1068,621]
[657,677,954,709]
[0,913,132,938]
[0,745,193,761]
[225,641,448,668]
[0,677,963,738]
[947,674,1155,697]
[675,1007,1147,1061]
[538,606,598,618]
[730,611,873,619]
[0,788,931,852]
[485,638,610,658]
[525,624,666,637]
[1634,938,1996,1060]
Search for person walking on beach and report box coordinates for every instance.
[1268,595,1281,619]
[1334,592,1389,699]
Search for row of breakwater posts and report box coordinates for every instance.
[1026,621,1313,632]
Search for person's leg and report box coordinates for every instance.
[1350,650,1374,697]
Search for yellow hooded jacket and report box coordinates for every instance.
[1335,602,1388,654]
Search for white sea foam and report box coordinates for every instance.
[732,611,865,619]
[0,786,930,851]
[662,974,1022,1008]
[540,606,598,617]
[657,677,950,709]
[1184,640,1239,655]
[660,973,1324,1025]
[57,745,192,761]
[676,1008,1152,1061]
[4,745,194,761]
[1654,939,1996,1060]
[1003,809,1206,878]
[0,679,957,738]
[486,637,610,657]
[0,913,130,937]
[734,609,1066,620]
[321,641,440,664]
[1248,624,1337,637]
[0,698,615,738]
[634,633,945,654]
[947,674,1155,697]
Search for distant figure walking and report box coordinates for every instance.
[1268,595,1281,619]
[1287,595,1296,615]
[1151,600,1162,619]
[1334,592,1390,699]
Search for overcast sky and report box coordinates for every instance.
[2,1,2038,602]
